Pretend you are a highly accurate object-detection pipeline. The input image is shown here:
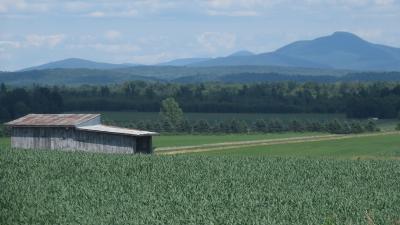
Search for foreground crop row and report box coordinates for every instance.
[1,147,399,225]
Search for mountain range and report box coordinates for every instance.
[18,32,400,72]
[20,58,139,71]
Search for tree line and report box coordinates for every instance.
[2,81,400,121]
[102,97,379,135]
[105,118,379,135]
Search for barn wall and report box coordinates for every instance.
[74,130,135,154]
[11,127,143,154]
[12,127,78,150]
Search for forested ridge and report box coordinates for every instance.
[2,81,400,121]
[1,66,400,85]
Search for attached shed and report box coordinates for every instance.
[5,114,157,154]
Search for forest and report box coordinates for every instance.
[1,81,400,122]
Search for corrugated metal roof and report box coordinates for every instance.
[5,114,100,127]
[77,124,157,136]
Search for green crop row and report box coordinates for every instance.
[1,147,399,225]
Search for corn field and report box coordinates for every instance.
[1,148,400,225]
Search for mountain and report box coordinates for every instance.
[157,57,210,66]
[190,32,400,71]
[21,58,139,71]
[275,32,400,70]
[18,32,400,71]
[190,52,327,68]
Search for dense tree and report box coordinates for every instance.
[3,81,400,122]
[159,98,184,129]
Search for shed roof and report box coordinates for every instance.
[5,114,100,127]
[77,124,157,136]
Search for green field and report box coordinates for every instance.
[2,132,400,224]
[153,132,323,148]
[1,146,400,225]
[194,133,400,159]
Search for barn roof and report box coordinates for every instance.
[5,114,100,127]
[77,124,157,136]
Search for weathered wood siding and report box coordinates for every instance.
[11,127,76,150]
[74,130,135,154]
[10,127,152,154]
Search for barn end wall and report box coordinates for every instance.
[10,127,145,154]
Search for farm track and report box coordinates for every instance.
[156,131,400,155]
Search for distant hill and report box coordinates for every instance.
[189,32,400,71]
[21,58,139,71]
[0,66,351,85]
[2,65,400,85]
[0,68,158,85]
[173,71,400,83]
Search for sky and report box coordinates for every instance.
[1,0,400,71]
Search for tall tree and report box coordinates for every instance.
[160,97,183,128]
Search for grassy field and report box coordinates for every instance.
[1,146,400,225]
[193,133,400,159]
[153,132,324,148]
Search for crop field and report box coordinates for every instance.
[1,145,400,225]
[0,137,9,148]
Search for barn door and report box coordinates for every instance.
[136,136,151,154]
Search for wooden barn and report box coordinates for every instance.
[5,114,157,154]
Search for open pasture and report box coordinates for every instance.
[153,132,323,148]
[191,132,400,159]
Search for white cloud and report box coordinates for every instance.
[197,32,236,53]
[353,29,384,41]
[206,9,258,16]
[129,52,174,64]
[304,0,398,8]
[0,0,49,14]
[0,40,21,49]
[24,34,65,47]
[105,30,122,40]
[68,43,140,53]
[92,43,139,53]
[205,0,279,9]
[86,9,138,18]
[0,4,6,13]
[64,1,92,13]
[87,11,105,17]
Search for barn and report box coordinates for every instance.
[5,114,157,154]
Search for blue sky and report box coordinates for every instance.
[1,0,400,71]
